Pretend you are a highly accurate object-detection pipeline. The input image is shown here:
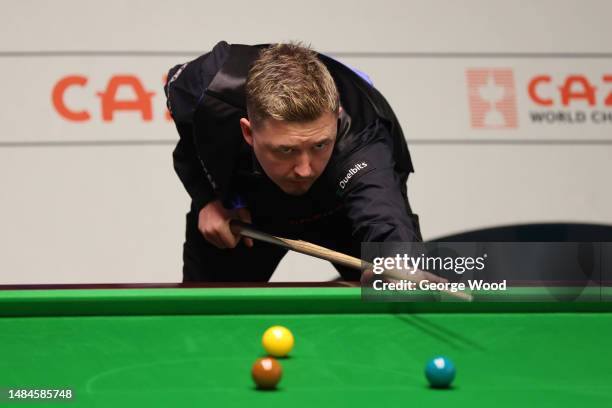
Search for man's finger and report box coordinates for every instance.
[236,208,254,248]
[418,270,448,284]
[384,268,447,285]
[217,222,240,248]
[203,231,225,249]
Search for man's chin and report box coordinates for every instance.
[280,182,313,196]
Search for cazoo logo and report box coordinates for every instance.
[467,69,612,128]
[527,74,612,124]
[52,74,171,122]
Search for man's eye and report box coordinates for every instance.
[279,147,294,154]
[313,142,328,150]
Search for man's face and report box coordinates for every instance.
[240,112,337,196]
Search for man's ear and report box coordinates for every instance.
[240,118,254,147]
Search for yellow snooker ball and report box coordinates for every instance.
[262,326,294,357]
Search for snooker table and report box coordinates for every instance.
[1,283,611,407]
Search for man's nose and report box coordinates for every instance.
[294,153,314,178]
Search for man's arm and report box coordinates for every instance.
[171,122,216,211]
[333,123,421,243]
[165,42,251,248]
[344,167,421,243]
[164,42,231,210]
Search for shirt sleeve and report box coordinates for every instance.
[332,123,422,243]
[171,122,216,210]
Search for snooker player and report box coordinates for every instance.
[165,41,422,282]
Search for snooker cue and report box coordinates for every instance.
[230,220,473,301]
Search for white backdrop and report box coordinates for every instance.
[0,0,610,283]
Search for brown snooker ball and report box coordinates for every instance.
[251,357,282,390]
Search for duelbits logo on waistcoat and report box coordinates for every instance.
[339,162,368,190]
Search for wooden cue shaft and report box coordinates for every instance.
[279,237,366,270]
[230,220,473,301]
[230,220,365,269]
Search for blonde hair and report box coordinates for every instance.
[245,42,340,128]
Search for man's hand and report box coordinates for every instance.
[361,265,448,287]
[198,200,254,249]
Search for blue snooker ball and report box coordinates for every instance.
[425,356,456,388]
